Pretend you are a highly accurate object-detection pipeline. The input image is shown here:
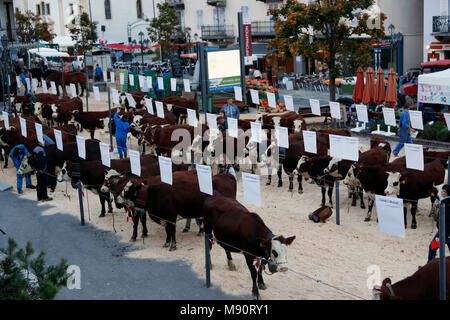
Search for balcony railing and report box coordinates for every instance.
[207,0,226,7]
[201,25,234,41]
[166,0,185,10]
[433,16,450,33]
[251,21,275,37]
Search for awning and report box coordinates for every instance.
[418,68,450,105]
[252,43,276,57]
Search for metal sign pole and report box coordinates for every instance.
[439,204,446,300]
[238,12,247,105]
[205,233,211,288]
[108,85,113,149]
[199,43,208,117]
[336,181,340,225]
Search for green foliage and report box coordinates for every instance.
[14,10,55,43]
[437,128,450,142]
[66,10,98,53]
[0,238,69,300]
[431,121,446,131]
[420,127,438,140]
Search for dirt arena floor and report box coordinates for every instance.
[0,86,442,300]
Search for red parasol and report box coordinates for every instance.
[352,67,365,103]
[374,68,386,105]
[385,68,398,107]
[362,67,375,105]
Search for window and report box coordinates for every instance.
[46,3,50,15]
[196,9,204,30]
[36,4,41,15]
[136,0,142,19]
[41,2,45,15]
[104,0,111,19]
[69,3,74,15]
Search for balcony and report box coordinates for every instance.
[207,0,226,7]
[251,21,275,38]
[166,0,184,10]
[201,25,234,42]
[432,16,450,41]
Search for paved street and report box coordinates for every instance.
[0,190,245,300]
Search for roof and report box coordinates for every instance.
[252,43,276,56]
[421,59,450,67]
[418,68,450,86]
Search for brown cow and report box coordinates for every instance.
[46,71,87,97]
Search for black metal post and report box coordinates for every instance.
[61,62,65,97]
[238,12,247,105]
[77,181,85,226]
[4,48,12,117]
[199,43,208,116]
[85,54,89,111]
[205,233,211,288]
[336,181,340,225]
[439,204,446,300]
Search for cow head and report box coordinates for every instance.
[384,172,402,197]
[18,156,34,175]
[255,113,263,123]
[259,235,296,273]
[51,104,58,119]
[293,120,304,133]
[292,155,311,178]
[100,169,121,193]
[166,104,173,112]
[119,93,127,105]
[34,102,43,115]
[119,179,142,208]
[324,157,343,178]
[372,278,399,300]
[343,164,361,188]
[133,115,144,127]
[57,161,80,187]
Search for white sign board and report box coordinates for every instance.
[147,76,153,90]
[157,77,164,91]
[20,117,27,138]
[31,78,38,93]
[329,102,341,120]
[329,135,359,162]
[76,136,86,159]
[276,126,289,149]
[250,122,262,143]
[103,71,108,83]
[42,80,48,93]
[444,113,450,131]
[242,172,261,207]
[139,75,145,90]
[409,110,424,131]
[125,93,136,108]
[110,71,115,83]
[207,113,217,130]
[284,95,294,112]
[183,79,191,92]
[303,131,317,154]
[2,111,9,129]
[187,109,198,127]
[158,156,173,185]
[356,104,369,123]
[145,98,154,115]
[129,74,134,86]
[16,76,21,88]
[54,129,63,151]
[50,81,57,95]
[383,107,397,127]
[250,89,260,105]
[70,83,77,98]
[267,92,276,108]
[93,86,100,101]
[310,99,321,116]
[196,164,213,195]
[405,143,424,171]
[228,117,238,138]
[99,142,111,168]
[286,81,294,91]
[155,101,165,119]
[35,123,43,145]
[111,88,120,105]
[171,78,177,91]
[375,195,405,239]
[25,78,30,92]
[234,86,243,102]
[119,73,124,85]
[129,150,141,176]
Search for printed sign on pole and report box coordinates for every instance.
[42,80,48,93]
[103,71,108,83]
[187,109,198,127]
[409,110,424,131]
[228,117,238,138]
[242,172,261,207]
[329,135,359,162]
[35,123,43,145]
[157,77,164,91]
[99,143,111,168]
[303,131,317,154]
[129,150,141,176]
[183,79,191,92]
[119,73,124,85]
[31,78,38,93]
[171,78,177,91]
[250,122,262,143]
[284,95,294,112]
[286,81,294,91]
[158,156,173,185]
[207,113,217,130]
[129,74,135,86]
[2,111,9,129]
[111,88,120,105]
[267,92,276,108]
[93,86,100,101]
[50,81,57,95]
[383,107,397,127]
[250,89,260,105]
[54,129,63,151]
[196,164,213,195]
[110,71,115,83]
[125,93,136,108]
[444,113,450,131]
[405,143,424,171]
[234,86,243,102]
[155,101,165,119]
[145,98,154,115]
[147,76,153,90]
[310,99,321,116]
[20,117,27,138]
[329,102,341,120]
[139,75,146,90]
[276,126,289,149]
[76,136,86,159]
[70,83,77,98]
[356,104,369,123]
[375,195,405,238]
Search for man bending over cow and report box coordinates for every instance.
[32,144,53,202]
[10,144,36,194]
[114,107,130,159]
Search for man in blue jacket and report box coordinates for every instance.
[9,144,35,194]
[393,103,416,157]
[114,108,130,159]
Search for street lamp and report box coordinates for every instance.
[388,24,395,70]
[138,31,145,73]
[1,34,12,116]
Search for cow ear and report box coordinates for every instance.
[382,278,392,286]
[283,236,296,246]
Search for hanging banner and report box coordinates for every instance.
[405,143,424,171]
[375,195,405,238]
[2,111,9,130]
[187,109,198,127]
[250,122,262,143]
[356,104,369,123]
[155,101,165,119]
[103,71,108,83]
[54,129,63,151]
[284,95,294,112]
[76,136,86,159]
[35,123,43,145]
[309,99,321,116]
[250,89,260,105]
[267,92,276,108]
[243,22,253,66]
[158,156,173,185]
[228,117,238,138]
[145,98,154,115]
[129,149,141,176]
[329,135,359,162]
[20,117,27,138]
[171,78,177,91]
[207,113,218,130]
[234,86,243,102]
[242,172,261,207]
[111,88,120,105]
[99,142,111,168]
[196,164,213,195]
[409,110,424,131]
[303,130,317,154]
[93,86,100,101]
[183,79,191,92]
[276,126,289,149]
[157,77,164,91]
[129,74,135,86]
[329,102,341,120]
[383,107,397,127]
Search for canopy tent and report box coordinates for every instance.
[418,68,450,106]
[29,48,70,58]
[51,36,76,47]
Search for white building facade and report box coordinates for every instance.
[423,0,450,62]
[1,0,17,41]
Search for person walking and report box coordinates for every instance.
[114,107,130,159]
[9,144,35,194]
[427,184,450,262]
[392,102,416,157]
[19,68,28,95]
[95,64,103,82]
[221,98,240,119]
[32,144,53,202]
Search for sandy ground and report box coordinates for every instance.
[0,86,443,300]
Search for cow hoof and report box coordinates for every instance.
[266,182,271,186]
[329,203,334,208]
[182,227,190,233]
[361,204,366,210]
[321,202,325,207]
[411,223,417,229]
[288,189,293,193]
[351,202,357,207]
[141,234,148,238]
[169,244,177,251]
[197,229,204,237]
[298,189,303,194]
[163,242,170,248]
[99,214,106,218]
[228,261,236,271]
[258,283,267,290]
[278,182,283,188]
[108,208,113,213]
[130,237,136,242]
[252,293,261,300]
[364,217,371,222]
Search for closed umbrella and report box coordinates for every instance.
[374,68,386,105]
[385,68,398,107]
[362,67,375,105]
[352,67,365,103]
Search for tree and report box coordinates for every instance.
[14,10,55,43]
[269,0,386,101]
[147,2,189,61]
[66,10,98,55]
[0,238,69,300]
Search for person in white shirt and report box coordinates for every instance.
[253,69,262,79]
